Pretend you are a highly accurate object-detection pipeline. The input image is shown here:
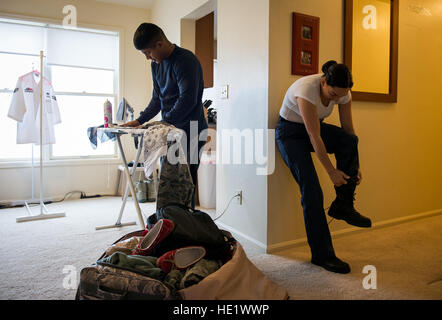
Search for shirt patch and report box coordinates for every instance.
[24,87,34,93]
[13,88,19,93]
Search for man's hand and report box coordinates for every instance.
[329,168,350,187]
[120,120,141,128]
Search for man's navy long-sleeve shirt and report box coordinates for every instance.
[137,45,208,136]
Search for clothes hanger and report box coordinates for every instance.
[31,62,40,76]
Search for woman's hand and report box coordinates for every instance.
[356,169,362,185]
[329,168,350,187]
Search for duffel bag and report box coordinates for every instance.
[76,229,289,300]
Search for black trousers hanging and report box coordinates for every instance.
[275,116,360,260]
[186,130,208,210]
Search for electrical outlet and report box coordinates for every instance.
[220,85,229,99]
[235,190,243,205]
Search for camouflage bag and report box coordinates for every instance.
[75,230,179,300]
[77,263,175,300]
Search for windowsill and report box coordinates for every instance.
[0,157,121,169]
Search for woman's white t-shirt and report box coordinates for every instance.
[279,74,351,124]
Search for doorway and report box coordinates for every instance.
[180,1,218,213]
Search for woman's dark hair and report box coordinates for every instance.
[133,23,165,50]
[321,60,354,89]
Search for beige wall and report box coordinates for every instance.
[268,0,442,250]
[0,0,151,201]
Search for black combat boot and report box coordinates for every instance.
[328,177,372,228]
[311,256,351,274]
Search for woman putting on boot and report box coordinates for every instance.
[275,60,371,274]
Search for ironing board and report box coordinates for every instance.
[95,127,148,230]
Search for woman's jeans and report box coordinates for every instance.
[275,116,360,260]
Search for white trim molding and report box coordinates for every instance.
[267,208,442,254]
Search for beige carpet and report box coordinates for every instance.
[250,214,442,300]
[0,196,440,300]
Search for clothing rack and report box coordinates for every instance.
[16,51,66,223]
[26,62,38,206]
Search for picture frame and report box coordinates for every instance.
[292,12,320,76]
[344,0,399,102]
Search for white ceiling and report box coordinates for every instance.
[95,0,155,10]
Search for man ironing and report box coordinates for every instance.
[122,23,208,209]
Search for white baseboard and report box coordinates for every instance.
[216,221,267,251]
[10,197,54,206]
[267,208,442,254]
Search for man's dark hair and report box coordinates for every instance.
[133,23,165,50]
[321,60,354,89]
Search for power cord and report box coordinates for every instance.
[25,190,89,206]
[51,190,85,203]
[52,190,104,202]
[212,194,335,225]
[213,193,241,221]
[0,191,105,210]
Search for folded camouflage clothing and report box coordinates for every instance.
[98,252,163,280]
[180,259,221,289]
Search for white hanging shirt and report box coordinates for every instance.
[279,74,351,124]
[7,72,61,145]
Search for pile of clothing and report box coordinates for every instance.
[98,216,234,298]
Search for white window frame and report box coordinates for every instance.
[0,14,125,168]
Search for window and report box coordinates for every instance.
[50,66,116,158]
[0,18,120,162]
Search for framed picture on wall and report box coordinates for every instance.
[292,12,319,76]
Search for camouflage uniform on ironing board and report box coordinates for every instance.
[139,121,194,210]
[156,152,194,210]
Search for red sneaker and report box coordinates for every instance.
[132,219,174,256]
[157,246,206,273]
